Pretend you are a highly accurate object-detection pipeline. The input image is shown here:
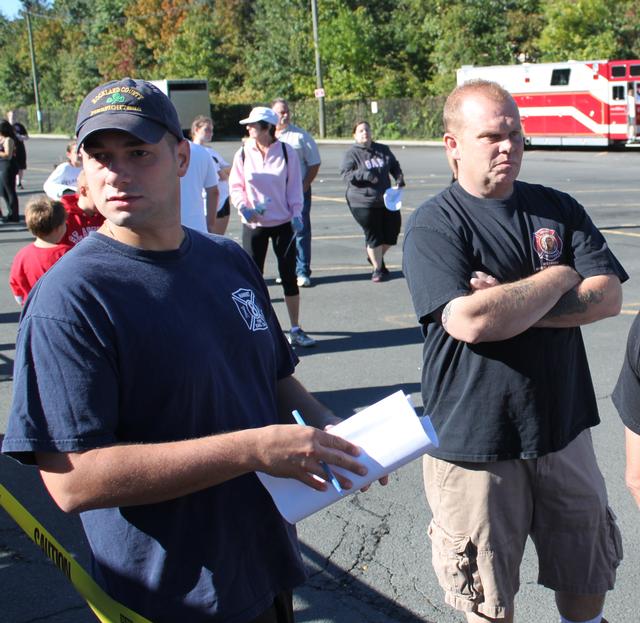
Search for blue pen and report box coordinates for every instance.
[292,410,343,494]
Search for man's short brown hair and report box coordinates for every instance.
[25,195,67,237]
[443,79,514,133]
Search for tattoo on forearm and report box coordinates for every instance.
[545,288,605,318]
[503,281,534,304]
[441,302,453,329]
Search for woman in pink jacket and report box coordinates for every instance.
[229,107,315,348]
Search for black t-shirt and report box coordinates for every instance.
[403,181,628,462]
[613,312,640,433]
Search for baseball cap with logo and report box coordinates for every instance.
[75,78,184,147]
[239,107,279,127]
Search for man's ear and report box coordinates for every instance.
[443,133,460,160]
[176,139,190,177]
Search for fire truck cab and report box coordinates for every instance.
[457,60,640,147]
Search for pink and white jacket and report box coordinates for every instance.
[229,138,303,227]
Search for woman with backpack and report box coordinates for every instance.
[229,107,315,348]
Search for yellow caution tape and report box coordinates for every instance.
[0,483,152,623]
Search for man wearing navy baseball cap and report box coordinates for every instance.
[2,78,369,623]
[75,77,184,147]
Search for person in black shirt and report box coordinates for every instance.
[403,79,626,623]
[612,312,640,508]
[7,110,28,188]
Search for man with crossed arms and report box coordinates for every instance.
[403,79,626,623]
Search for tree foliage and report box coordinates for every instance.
[536,0,640,62]
[1,0,639,115]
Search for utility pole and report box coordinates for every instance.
[310,0,325,138]
[24,2,43,133]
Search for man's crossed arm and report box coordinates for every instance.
[437,266,622,344]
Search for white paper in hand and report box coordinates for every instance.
[256,390,438,524]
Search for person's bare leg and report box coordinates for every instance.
[366,245,383,271]
[212,214,229,235]
[284,294,300,329]
[555,592,605,622]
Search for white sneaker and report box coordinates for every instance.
[297,276,311,287]
[287,328,316,347]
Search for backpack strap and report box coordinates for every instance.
[281,141,288,185]
[241,142,288,184]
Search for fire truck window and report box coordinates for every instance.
[550,69,571,86]
[630,65,640,77]
[611,66,626,77]
[612,86,625,101]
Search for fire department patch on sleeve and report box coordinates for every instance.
[231,288,268,332]
[532,228,563,265]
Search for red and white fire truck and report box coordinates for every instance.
[457,60,640,147]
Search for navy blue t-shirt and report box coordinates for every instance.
[403,181,628,462]
[2,229,306,622]
[613,312,640,434]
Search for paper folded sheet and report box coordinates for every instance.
[257,390,438,524]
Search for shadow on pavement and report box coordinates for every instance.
[0,234,30,245]
[297,541,434,623]
[266,270,405,288]
[0,312,21,324]
[293,326,423,357]
[313,384,422,417]
[305,270,405,287]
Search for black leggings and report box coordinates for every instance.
[242,222,299,296]
[0,160,18,221]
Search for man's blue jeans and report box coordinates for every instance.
[296,188,312,278]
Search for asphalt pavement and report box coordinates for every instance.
[1,139,639,622]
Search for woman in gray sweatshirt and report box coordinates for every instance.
[340,120,404,282]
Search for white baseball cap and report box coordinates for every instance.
[239,107,279,126]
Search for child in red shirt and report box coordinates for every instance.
[9,196,71,305]
[59,170,104,246]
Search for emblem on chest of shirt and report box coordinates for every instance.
[532,228,562,266]
[231,288,268,332]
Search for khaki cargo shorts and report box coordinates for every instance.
[423,430,623,619]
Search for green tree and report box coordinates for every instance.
[616,1,640,59]
[0,14,33,110]
[377,0,436,98]
[158,1,254,102]
[52,0,132,101]
[505,0,544,62]
[244,0,313,101]
[318,2,379,98]
[536,0,619,61]
[425,0,519,94]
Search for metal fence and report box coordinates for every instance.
[13,96,447,140]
